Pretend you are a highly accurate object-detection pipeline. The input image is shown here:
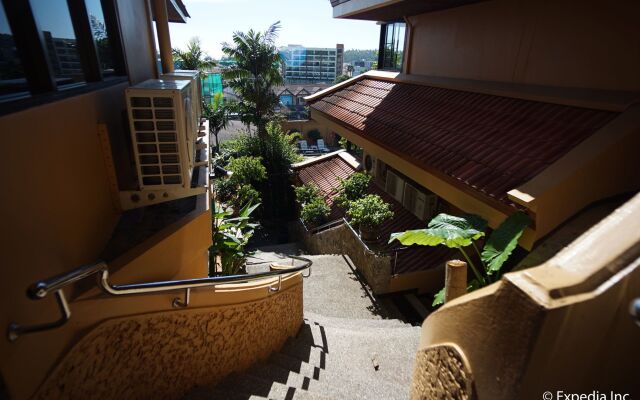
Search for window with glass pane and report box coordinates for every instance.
[85,0,115,73]
[0,5,28,97]
[30,0,84,85]
[380,22,406,71]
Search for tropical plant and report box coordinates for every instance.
[213,177,235,203]
[346,64,355,77]
[172,37,216,78]
[226,156,267,187]
[294,183,322,206]
[336,172,372,208]
[333,74,350,84]
[235,184,261,211]
[210,201,260,276]
[203,93,229,152]
[221,22,284,137]
[347,194,393,229]
[300,198,331,226]
[390,212,531,305]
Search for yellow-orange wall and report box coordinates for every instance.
[407,0,640,91]
[0,0,194,397]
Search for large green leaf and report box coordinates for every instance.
[481,212,531,275]
[389,213,487,248]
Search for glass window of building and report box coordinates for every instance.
[85,0,115,74]
[0,4,28,97]
[30,0,84,85]
[379,22,406,71]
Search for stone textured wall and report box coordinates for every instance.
[33,284,303,400]
[411,344,476,400]
[293,222,392,293]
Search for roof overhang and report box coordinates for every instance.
[152,0,190,23]
[330,0,484,20]
[306,71,639,247]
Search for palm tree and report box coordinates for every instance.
[221,22,284,138]
[172,37,216,78]
[203,93,229,152]
[346,64,354,77]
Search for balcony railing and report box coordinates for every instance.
[8,256,312,341]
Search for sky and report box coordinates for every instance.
[169,0,381,59]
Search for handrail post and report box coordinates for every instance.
[8,289,71,342]
[444,260,467,303]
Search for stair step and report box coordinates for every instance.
[268,352,324,377]
[184,385,269,400]
[248,362,314,389]
[304,311,408,330]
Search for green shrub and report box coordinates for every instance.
[336,172,372,208]
[234,184,261,210]
[294,183,322,206]
[213,178,235,203]
[347,194,393,229]
[300,198,331,226]
[226,156,267,186]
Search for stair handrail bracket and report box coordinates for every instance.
[8,255,312,342]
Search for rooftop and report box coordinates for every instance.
[308,78,618,209]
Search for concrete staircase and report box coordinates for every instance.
[186,253,421,400]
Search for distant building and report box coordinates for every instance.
[280,44,344,84]
[275,84,329,120]
[42,31,83,79]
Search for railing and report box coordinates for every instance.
[299,218,345,235]
[8,255,312,342]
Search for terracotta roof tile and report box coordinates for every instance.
[310,79,617,207]
[294,154,454,274]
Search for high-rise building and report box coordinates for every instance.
[280,44,344,83]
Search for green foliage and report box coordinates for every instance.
[390,212,531,307]
[343,49,377,64]
[172,37,216,79]
[482,212,531,275]
[431,278,482,306]
[203,93,229,151]
[336,172,372,208]
[235,184,261,211]
[222,22,284,136]
[213,178,235,203]
[294,183,322,206]
[338,137,349,150]
[221,122,302,175]
[211,201,260,276]
[347,194,393,229]
[333,74,350,84]
[388,213,486,248]
[226,156,267,186]
[300,198,331,226]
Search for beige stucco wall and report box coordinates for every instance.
[281,119,337,146]
[411,194,640,399]
[407,0,640,91]
[33,280,303,400]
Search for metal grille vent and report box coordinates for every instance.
[129,95,183,187]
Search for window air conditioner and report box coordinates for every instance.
[385,170,404,202]
[122,79,205,209]
[363,152,377,177]
[403,183,438,221]
[161,69,202,130]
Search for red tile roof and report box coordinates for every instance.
[309,78,618,208]
[294,153,454,274]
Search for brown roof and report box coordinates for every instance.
[294,153,454,274]
[309,78,618,209]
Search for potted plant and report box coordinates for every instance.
[300,198,331,229]
[336,172,372,209]
[347,194,393,242]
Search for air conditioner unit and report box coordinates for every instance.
[363,152,377,177]
[385,170,404,202]
[122,79,205,209]
[161,69,202,129]
[403,183,438,221]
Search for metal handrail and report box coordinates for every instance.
[8,255,312,342]
[299,218,344,235]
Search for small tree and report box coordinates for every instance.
[294,183,322,206]
[347,194,393,240]
[390,212,531,305]
[172,37,216,78]
[300,198,331,227]
[336,172,372,208]
[203,93,229,152]
[226,156,267,187]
